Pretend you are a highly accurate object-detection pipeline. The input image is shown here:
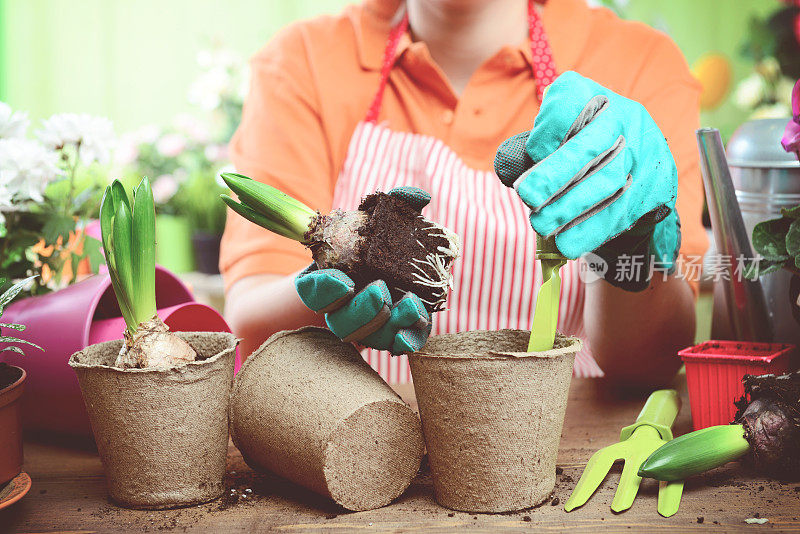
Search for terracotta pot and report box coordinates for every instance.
[69,332,237,509]
[1,266,235,438]
[409,329,581,513]
[0,364,25,486]
[229,327,424,511]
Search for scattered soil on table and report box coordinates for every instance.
[0,362,22,391]
[307,192,454,313]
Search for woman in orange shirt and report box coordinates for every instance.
[221,0,707,387]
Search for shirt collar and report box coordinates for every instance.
[355,0,593,74]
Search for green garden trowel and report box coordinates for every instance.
[564,389,684,517]
[528,236,566,351]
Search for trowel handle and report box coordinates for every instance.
[620,389,681,442]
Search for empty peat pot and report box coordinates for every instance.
[409,329,581,513]
[69,331,238,509]
[229,327,424,512]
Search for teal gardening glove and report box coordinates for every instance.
[494,71,681,291]
[295,187,432,354]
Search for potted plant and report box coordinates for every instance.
[68,177,237,509]
[177,170,227,274]
[0,276,41,488]
[0,105,110,296]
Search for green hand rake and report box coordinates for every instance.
[564,389,685,517]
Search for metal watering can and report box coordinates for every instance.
[698,119,800,345]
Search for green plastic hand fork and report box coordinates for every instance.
[529,236,566,351]
[565,389,684,517]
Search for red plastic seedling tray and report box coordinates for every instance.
[679,340,797,431]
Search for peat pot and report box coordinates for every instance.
[229,327,424,512]
[409,329,581,513]
[0,364,26,486]
[1,266,233,438]
[69,332,238,509]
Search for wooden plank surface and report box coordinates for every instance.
[2,377,800,533]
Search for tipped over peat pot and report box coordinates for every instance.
[69,331,238,509]
[409,329,581,513]
[229,327,425,512]
[0,364,26,486]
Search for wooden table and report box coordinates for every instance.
[3,378,799,533]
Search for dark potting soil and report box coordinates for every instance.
[734,372,800,480]
[309,192,453,313]
[0,362,22,391]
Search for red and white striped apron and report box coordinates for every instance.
[333,2,603,383]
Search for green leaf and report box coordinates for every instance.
[0,336,42,351]
[751,217,791,261]
[0,275,38,314]
[0,323,26,331]
[220,194,307,242]
[83,236,105,273]
[41,213,76,244]
[0,345,25,356]
[787,219,800,257]
[781,205,800,219]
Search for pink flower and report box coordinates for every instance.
[782,79,800,160]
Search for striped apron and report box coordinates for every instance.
[332,2,603,383]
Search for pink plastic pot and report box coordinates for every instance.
[0,266,237,438]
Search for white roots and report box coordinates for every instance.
[410,217,461,311]
[114,316,197,370]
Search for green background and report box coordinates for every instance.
[0,0,785,137]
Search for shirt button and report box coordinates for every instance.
[443,109,454,125]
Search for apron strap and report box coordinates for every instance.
[366,0,556,124]
[365,11,410,123]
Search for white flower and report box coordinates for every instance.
[735,75,768,110]
[0,102,29,139]
[204,143,228,163]
[152,174,180,204]
[133,124,161,144]
[156,133,187,158]
[0,138,62,202]
[173,113,210,144]
[113,133,140,167]
[36,113,115,165]
[188,67,231,111]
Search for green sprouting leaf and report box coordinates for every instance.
[752,217,791,261]
[0,323,25,331]
[781,205,800,219]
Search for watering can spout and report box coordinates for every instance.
[697,128,772,342]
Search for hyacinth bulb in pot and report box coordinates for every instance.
[0,276,41,488]
[68,177,238,509]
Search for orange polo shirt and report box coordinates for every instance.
[221,0,708,291]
